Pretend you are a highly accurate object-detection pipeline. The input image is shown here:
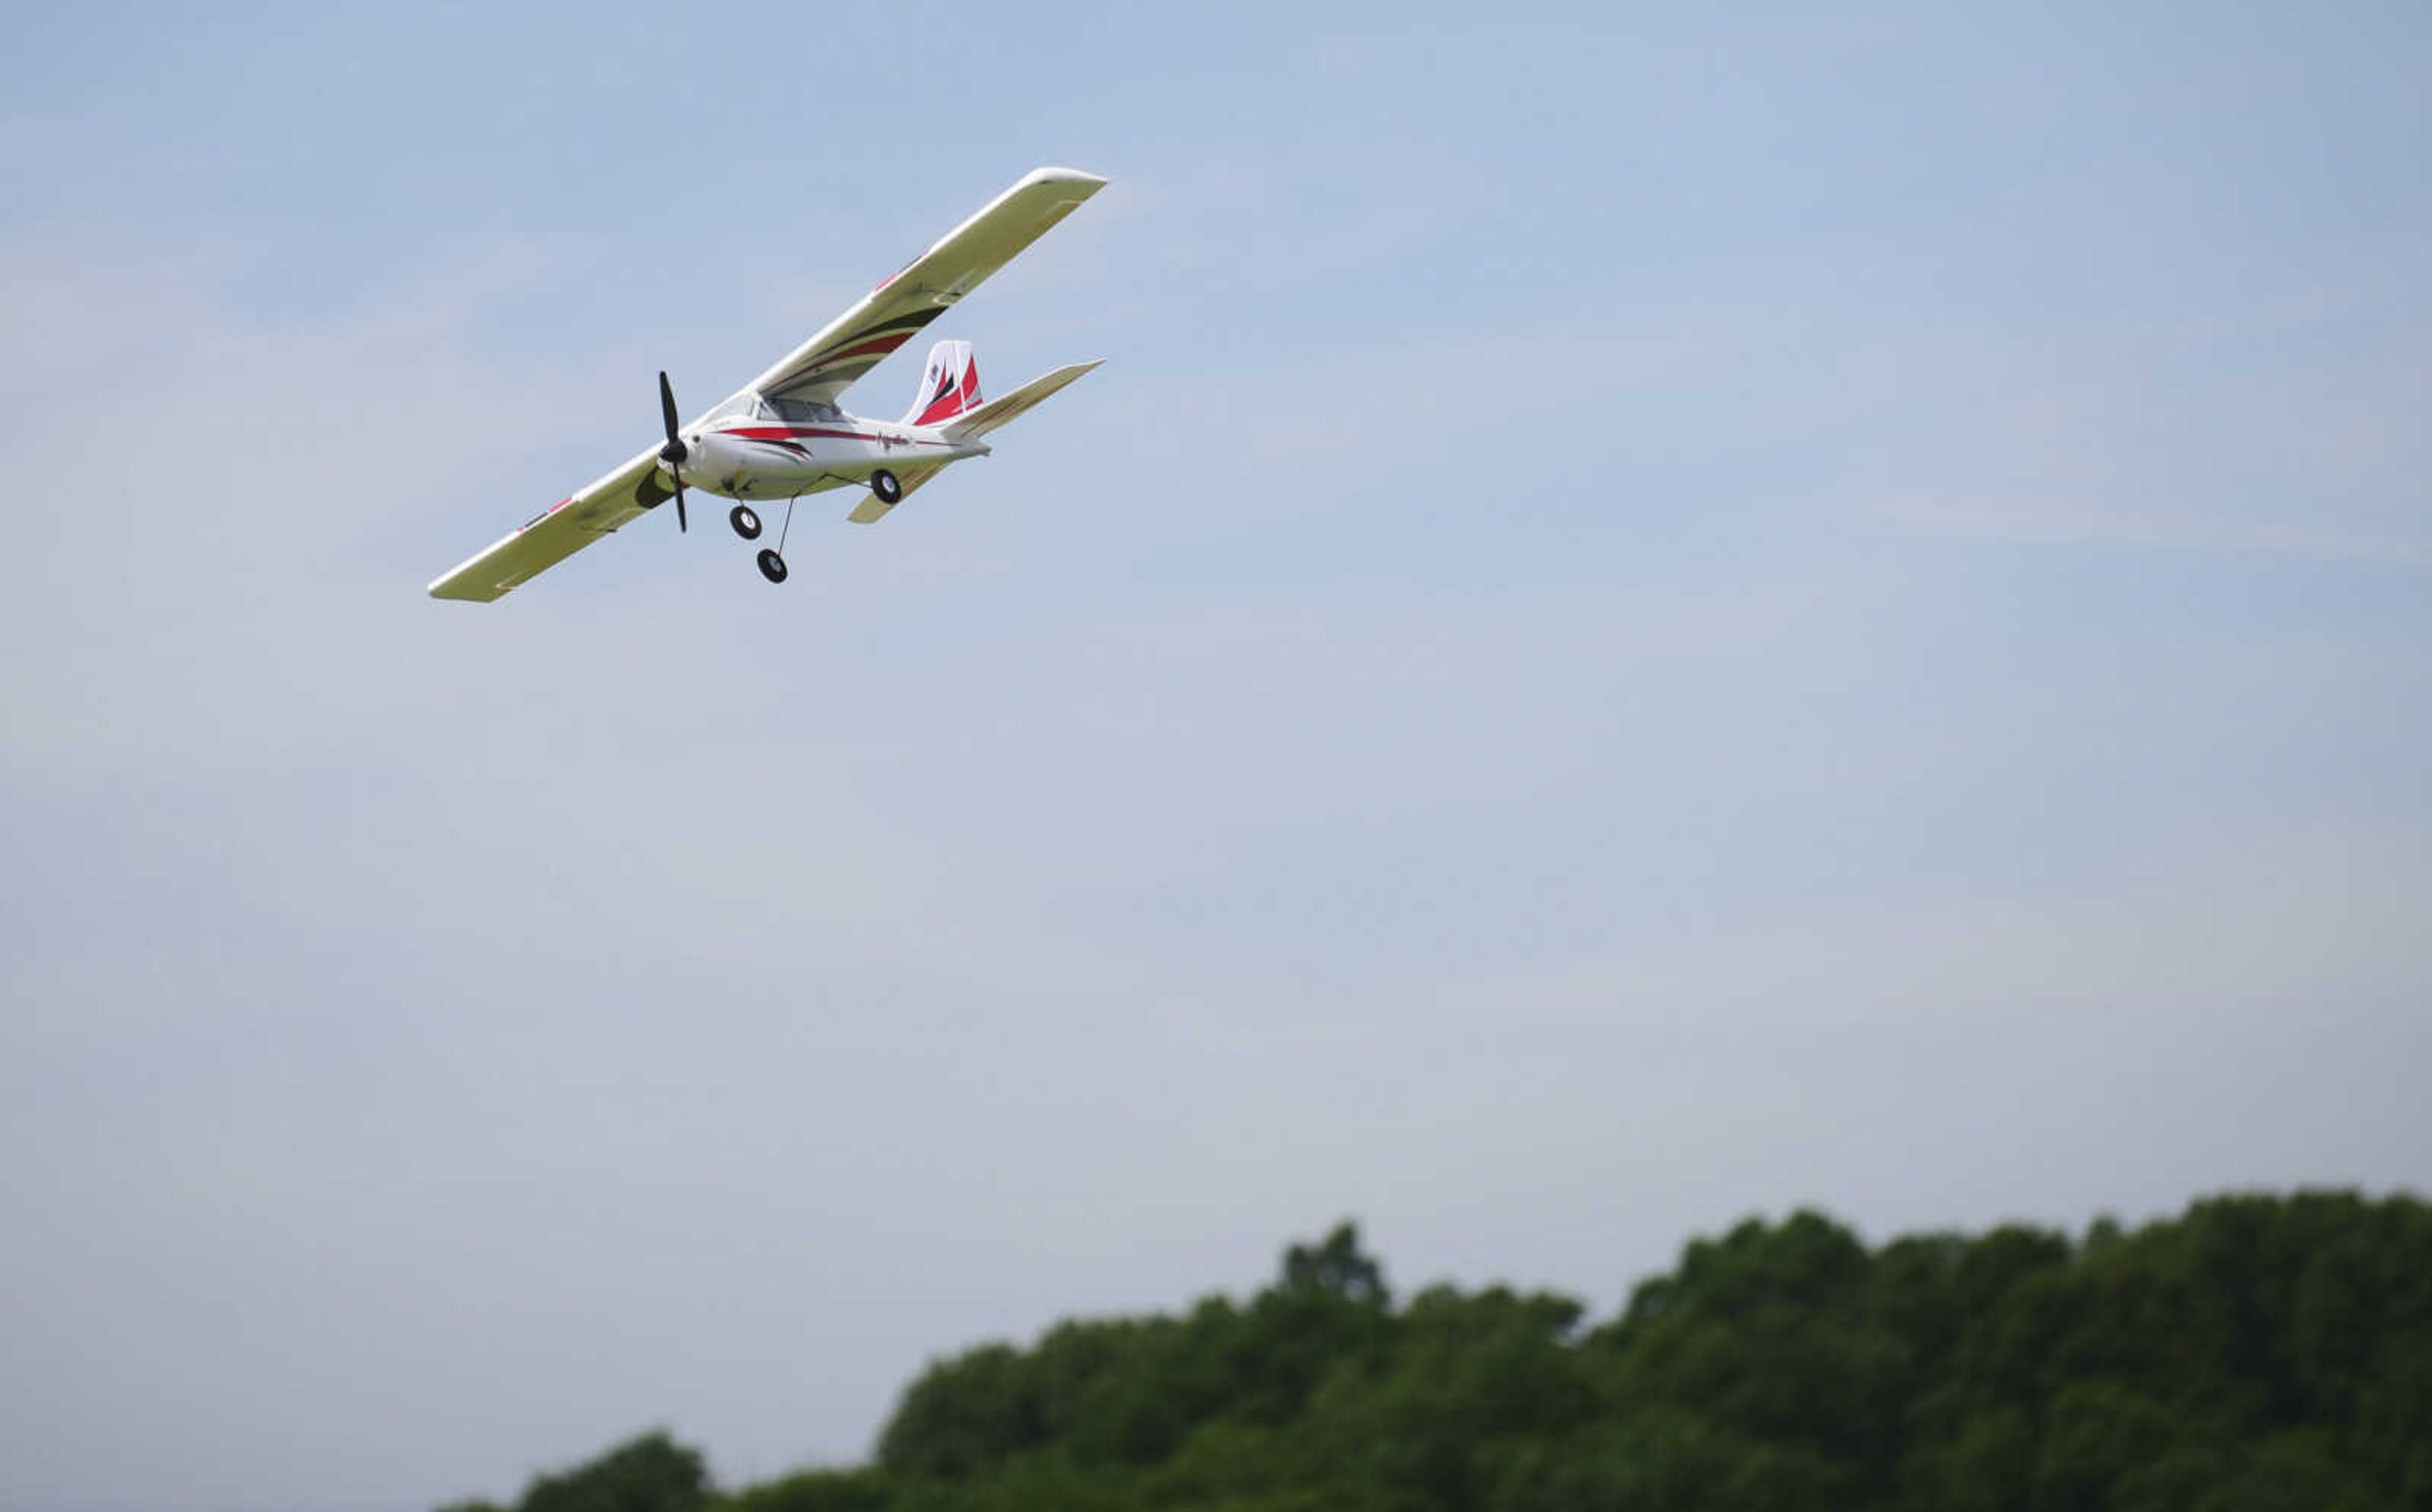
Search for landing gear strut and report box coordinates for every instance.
[870,468,902,505]
[752,496,799,586]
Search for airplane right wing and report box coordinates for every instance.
[747,168,1107,409]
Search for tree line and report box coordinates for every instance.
[441,1189,2432,1512]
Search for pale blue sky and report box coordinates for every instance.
[4,4,2428,1511]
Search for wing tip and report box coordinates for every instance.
[428,559,510,601]
[1023,165,1109,194]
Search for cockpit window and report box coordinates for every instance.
[704,393,759,422]
[768,396,842,422]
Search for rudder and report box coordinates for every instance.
[903,339,982,427]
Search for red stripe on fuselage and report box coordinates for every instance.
[721,425,887,443]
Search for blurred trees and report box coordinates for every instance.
[438,1430,709,1512]
[445,1195,2432,1512]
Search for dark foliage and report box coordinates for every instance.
[450,1197,2432,1512]
[447,1430,709,1512]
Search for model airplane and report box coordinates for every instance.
[429,167,1107,600]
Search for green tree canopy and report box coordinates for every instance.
[447,1195,2432,1512]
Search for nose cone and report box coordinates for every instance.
[679,430,761,495]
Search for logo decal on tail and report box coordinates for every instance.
[906,339,982,427]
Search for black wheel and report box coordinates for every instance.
[729,505,763,541]
[756,549,788,584]
[871,468,902,504]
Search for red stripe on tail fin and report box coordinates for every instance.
[906,339,982,427]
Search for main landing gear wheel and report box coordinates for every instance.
[756,549,788,584]
[870,469,902,505]
[729,505,763,540]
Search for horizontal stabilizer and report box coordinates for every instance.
[940,360,1103,441]
[847,461,948,524]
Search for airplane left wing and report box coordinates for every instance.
[747,167,1106,408]
[426,446,670,602]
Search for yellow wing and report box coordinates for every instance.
[747,167,1106,406]
[426,447,669,602]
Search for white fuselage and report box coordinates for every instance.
[668,395,987,500]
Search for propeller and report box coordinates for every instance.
[657,370,688,532]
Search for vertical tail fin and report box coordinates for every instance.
[903,339,982,427]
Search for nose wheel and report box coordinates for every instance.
[756,549,788,584]
[729,505,763,540]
